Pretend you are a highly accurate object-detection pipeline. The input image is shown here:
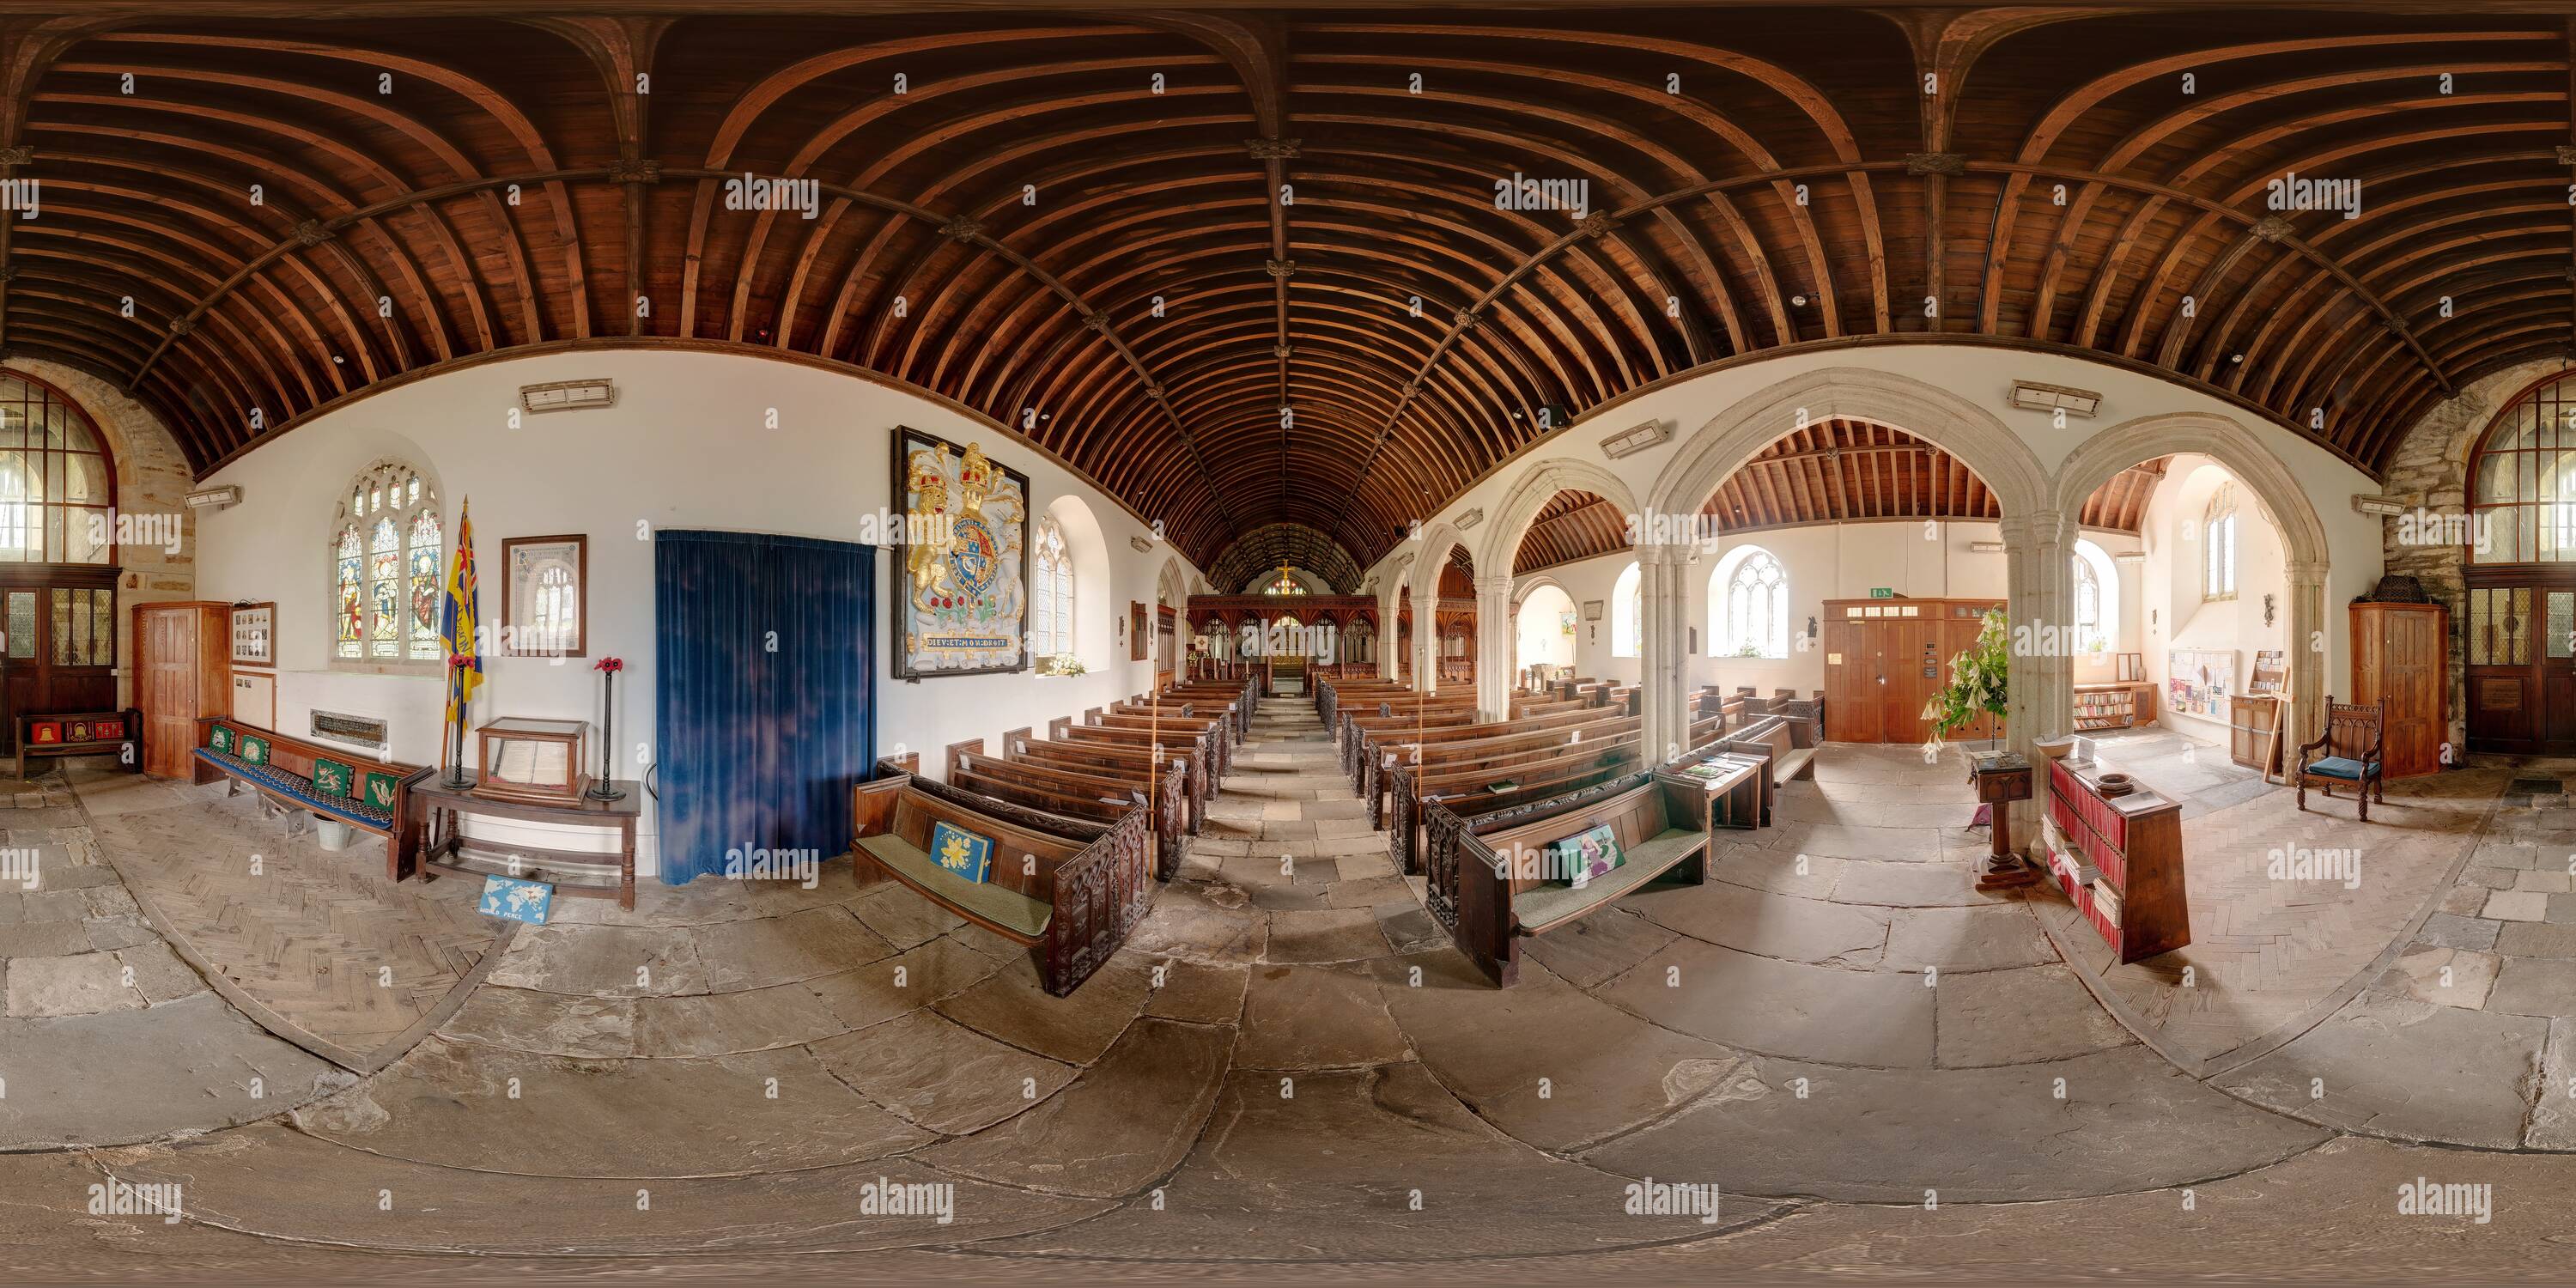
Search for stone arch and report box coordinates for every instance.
[1378,551,1416,677]
[1643,365,2055,765]
[2055,411,2332,744]
[1407,522,1473,696]
[1475,455,1642,575]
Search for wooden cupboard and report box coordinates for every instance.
[134,600,233,780]
[2349,600,2446,779]
[1820,597,2003,744]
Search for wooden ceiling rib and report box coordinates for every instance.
[1206,521,1360,594]
[0,7,2561,579]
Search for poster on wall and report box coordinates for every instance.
[2167,647,2239,720]
[890,426,1030,679]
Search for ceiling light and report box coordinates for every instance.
[519,379,617,414]
[2006,380,2100,418]
[1601,419,1670,459]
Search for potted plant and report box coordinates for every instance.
[1921,607,2009,756]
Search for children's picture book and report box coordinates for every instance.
[477,875,554,926]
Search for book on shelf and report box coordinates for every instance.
[2090,880,2123,927]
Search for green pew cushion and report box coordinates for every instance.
[859,833,1050,940]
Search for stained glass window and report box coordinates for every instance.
[331,460,440,666]
[1264,569,1309,595]
[1030,518,1072,659]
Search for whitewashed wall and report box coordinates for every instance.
[1519,518,2142,695]
[189,349,1206,876]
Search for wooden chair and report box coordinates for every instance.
[2295,696,2385,822]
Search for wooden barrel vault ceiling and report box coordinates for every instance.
[0,3,2559,580]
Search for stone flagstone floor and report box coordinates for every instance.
[5,700,2576,1280]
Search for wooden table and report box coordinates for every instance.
[1666,754,1766,830]
[410,774,643,909]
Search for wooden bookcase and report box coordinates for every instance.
[2072,681,2157,731]
[2044,757,2190,963]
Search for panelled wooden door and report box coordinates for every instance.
[0,576,119,750]
[2352,600,2447,775]
[1820,598,2005,744]
[1822,616,1880,742]
[2467,585,2549,755]
[134,601,230,779]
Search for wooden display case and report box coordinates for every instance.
[2043,756,2190,963]
[471,716,592,804]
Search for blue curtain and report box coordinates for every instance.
[654,530,875,884]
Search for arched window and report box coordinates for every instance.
[1264,568,1309,595]
[0,373,116,564]
[331,461,441,667]
[2202,483,2238,601]
[2075,563,2106,659]
[1030,517,1072,659]
[1611,562,1641,658]
[2468,369,2576,564]
[1708,547,1789,658]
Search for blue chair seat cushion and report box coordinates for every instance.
[193,747,396,829]
[2306,756,2379,781]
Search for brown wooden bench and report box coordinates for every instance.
[1085,704,1233,780]
[1007,730,1207,833]
[1040,718,1212,817]
[190,716,433,883]
[1423,770,1710,986]
[1383,695,1731,871]
[853,769,1151,996]
[949,739,1191,880]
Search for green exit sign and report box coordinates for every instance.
[1869,587,1894,598]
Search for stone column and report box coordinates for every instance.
[1475,574,1515,720]
[2287,559,2330,750]
[1637,541,1694,765]
[1413,582,1439,694]
[1997,509,2072,841]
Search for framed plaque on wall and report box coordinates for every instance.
[230,602,276,668]
[501,535,587,658]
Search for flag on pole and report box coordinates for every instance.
[440,497,482,724]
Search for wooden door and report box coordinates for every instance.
[1882,617,1941,745]
[135,603,206,778]
[1823,617,1880,742]
[0,581,119,748]
[2360,603,2446,777]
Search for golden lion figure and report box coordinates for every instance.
[904,444,957,612]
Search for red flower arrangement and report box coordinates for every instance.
[447,652,474,669]
[594,656,625,674]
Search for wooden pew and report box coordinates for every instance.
[1384,694,1732,872]
[1042,717,1212,819]
[1347,689,1617,797]
[1087,703,1234,781]
[1358,699,1634,827]
[1422,770,1711,986]
[190,716,434,883]
[1005,730,1208,835]
[853,771,1151,996]
[947,738,1192,880]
